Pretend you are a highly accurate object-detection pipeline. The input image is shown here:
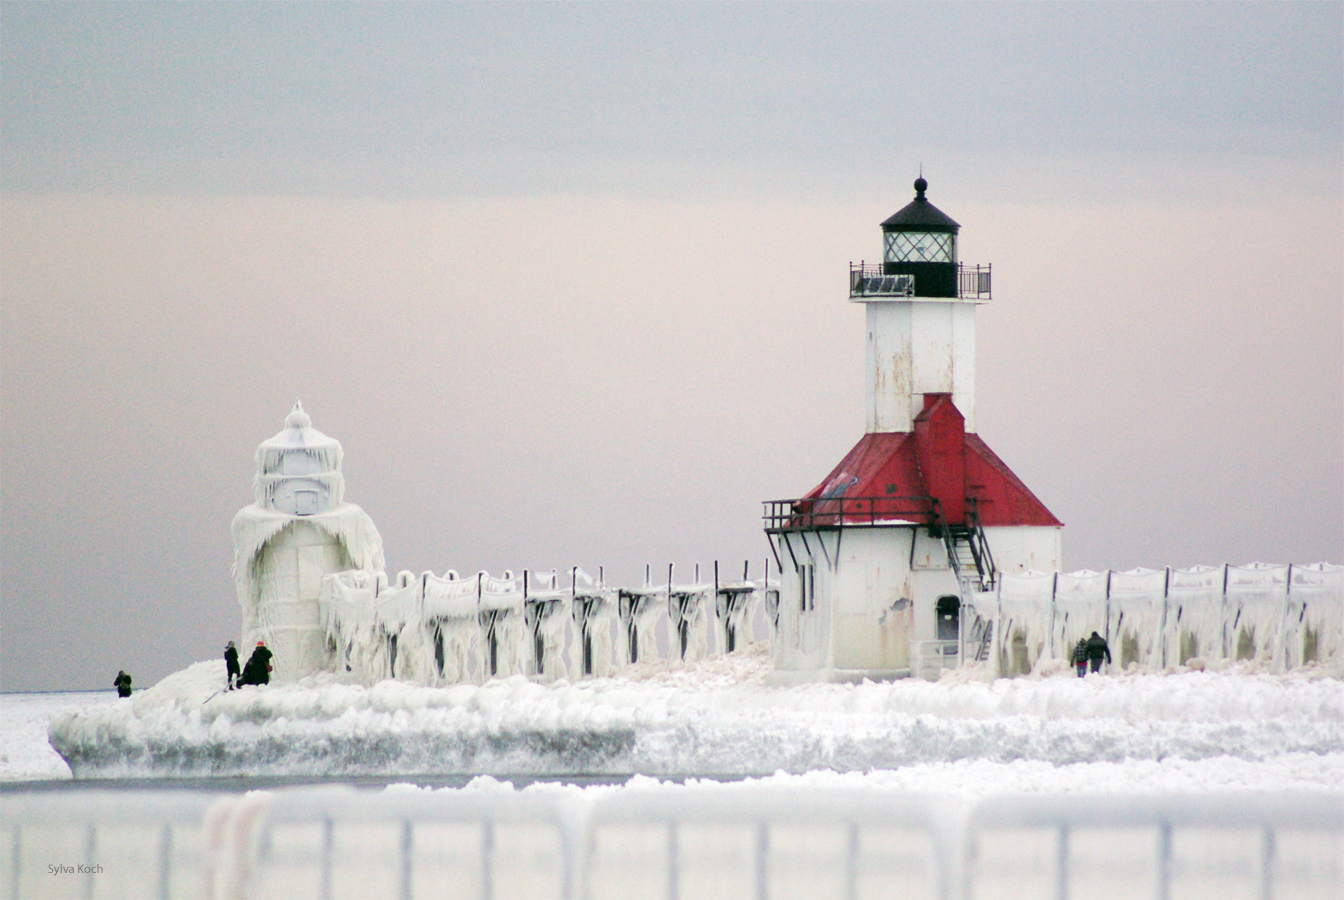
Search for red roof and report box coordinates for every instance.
[799,395,1061,527]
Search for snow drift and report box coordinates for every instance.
[48,646,1344,779]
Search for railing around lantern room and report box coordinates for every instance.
[849,263,992,299]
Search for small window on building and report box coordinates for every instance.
[798,563,816,612]
[295,489,319,516]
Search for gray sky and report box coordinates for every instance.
[3,2,1341,692]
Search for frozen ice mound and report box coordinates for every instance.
[48,652,1344,779]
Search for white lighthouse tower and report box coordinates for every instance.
[231,402,385,683]
[766,178,1062,682]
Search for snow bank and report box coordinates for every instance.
[47,647,1344,779]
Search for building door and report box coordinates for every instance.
[936,595,960,642]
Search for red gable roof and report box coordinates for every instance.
[799,395,1060,528]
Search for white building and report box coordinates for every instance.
[766,178,1062,682]
[231,402,384,683]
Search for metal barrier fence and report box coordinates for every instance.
[4,785,1339,899]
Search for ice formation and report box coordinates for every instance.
[321,565,766,686]
[48,401,1338,782]
[977,562,1343,676]
[45,648,1344,779]
[313,557,1340,691]
[231,402,384,683]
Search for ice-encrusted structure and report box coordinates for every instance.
[974,563,1343,676]
[226,408,1338,693]
[231,402,384,683]
[45,649,1344,779]
[313,558,1338,688]
[321,566,764,685]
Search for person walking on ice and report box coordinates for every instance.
[1085,631,1111,674]
[1071,638,1088,677]
[224,640,240,690]
[114,670,132,697]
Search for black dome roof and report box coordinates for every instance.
[881,178,960,233]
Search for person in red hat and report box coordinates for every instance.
[238,640,274,686]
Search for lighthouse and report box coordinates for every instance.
[231,402,385,683]
[765,178,1062,682]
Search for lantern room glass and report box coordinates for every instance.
[884,231,955,264]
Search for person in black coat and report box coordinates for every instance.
[114,670,132,697]
[238,641,274,686]
[224,641,240,690]
[1085,631,1112,673]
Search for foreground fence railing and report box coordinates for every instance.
[5,785,1339,900]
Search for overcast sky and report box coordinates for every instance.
[3,2,1341,692]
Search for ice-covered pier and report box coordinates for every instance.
[964,562,1343,678]
[319,563,775,686]
[313,559,1342,690]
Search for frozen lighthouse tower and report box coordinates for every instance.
[231,402,384,683]
[765,178,1062,682]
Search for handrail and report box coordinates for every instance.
[966,496,998,589]
[763,495,935,531]
[848,262,991,299]
[850,265,914,297]
[957,263,992,299]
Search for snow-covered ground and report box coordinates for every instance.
[8,656,1342,899]
[35,645,1344,785]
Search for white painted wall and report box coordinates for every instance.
[771,531,833,672]
[985,526,1063,576]
[860,298,981,434]
[864,301,912,433]
[772,524,1062,680]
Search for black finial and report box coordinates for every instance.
[914,176,928,198]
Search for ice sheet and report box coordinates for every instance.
[0,691,115,780]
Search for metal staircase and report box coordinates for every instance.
[969,619,994,662]
[932,498,998,662]
[935,499,997,593]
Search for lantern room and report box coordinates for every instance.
[880,176,960,297]
[253,401,345,516]
[850,178,992,303]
